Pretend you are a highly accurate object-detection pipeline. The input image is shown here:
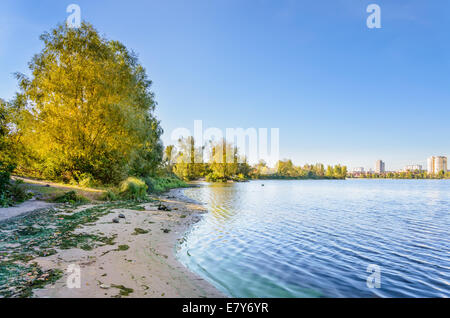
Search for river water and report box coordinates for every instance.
[177,179,450,297]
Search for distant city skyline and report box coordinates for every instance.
[1,1,449,170]
[350,156,447,173]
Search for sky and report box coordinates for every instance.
[0,0,449,170]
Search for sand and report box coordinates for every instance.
[31,189,224,298]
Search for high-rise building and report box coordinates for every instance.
[427,156,448,174]
[375,160,385,174]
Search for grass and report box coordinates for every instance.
[52,191,90,205]
[119,177,147,200]
[21,182,105,202]
[145,176,187,194]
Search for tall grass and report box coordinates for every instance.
[119,177,148,200]
[144,177,187,194]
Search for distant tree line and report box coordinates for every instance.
[349,171,450,179]
[251,159,348,180]
[164,140,348,181]
[164,137,251,182]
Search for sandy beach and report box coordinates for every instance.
[21,189,224,298]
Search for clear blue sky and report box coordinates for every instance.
[1,0,449,170]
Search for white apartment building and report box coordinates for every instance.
[427,156,448,174]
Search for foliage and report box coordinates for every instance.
[252,160,347,180]
[52,191,90,205]
[12,23,162,185]
[119,177,148,200]
[144,176,187,193]
[172,137,206,180]
[164,145,175,173]
[171,137,251,182]
[350,170,450,180]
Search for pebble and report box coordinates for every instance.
[112,218,120,223]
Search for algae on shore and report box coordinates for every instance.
[0,198,156,297]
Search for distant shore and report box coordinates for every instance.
[0,189,224,298]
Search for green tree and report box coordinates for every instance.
[13,23,162,184]
[173,137,204,181]
[207,139,239,181]
[164,145,175,173]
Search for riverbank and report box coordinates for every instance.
[0,189,224,298]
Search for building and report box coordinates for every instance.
[352,167,365,173]
[404,164,423,172]
[375,160,385,174]
[427,156,448,174]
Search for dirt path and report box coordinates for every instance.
[0,199,55,222]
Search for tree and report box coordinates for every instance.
[0,99,15,198]
[164,145,175,173]
[207,139,239,181]
[13,23,162,184]
[173,137,204,181]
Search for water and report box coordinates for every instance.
[177,179,450,298]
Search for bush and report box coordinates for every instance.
[0,162,14,195]
[119,177,148,200]
[52,191,90,205]
[100,189,119,202]
[9,180,33,203]
[76,173,96,188]
[144,176,187,194]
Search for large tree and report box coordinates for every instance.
[14,23,162,184]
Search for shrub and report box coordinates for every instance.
[101,189,119,202]
[52,191,90,205]
[119,177,148,200]
[144,176,187,194]
[77,173,96,188]
[0,162,14,195]
[8,180,32,203]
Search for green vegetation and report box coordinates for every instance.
[0,23,164,195]
[0,100,19,206]
[168,137,252,182]
[251,160,348,180]
[132,228,149,235]
[119,177,148,200]
[166,138,347,182]
[350,171,450,179]
[111,284,134,297]
[52,191,90,205]
[144,176,187,193]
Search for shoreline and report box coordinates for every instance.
[11,188,224,298]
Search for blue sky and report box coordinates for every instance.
[0,0,449,170]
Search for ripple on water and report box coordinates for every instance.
[178,180,450,298]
